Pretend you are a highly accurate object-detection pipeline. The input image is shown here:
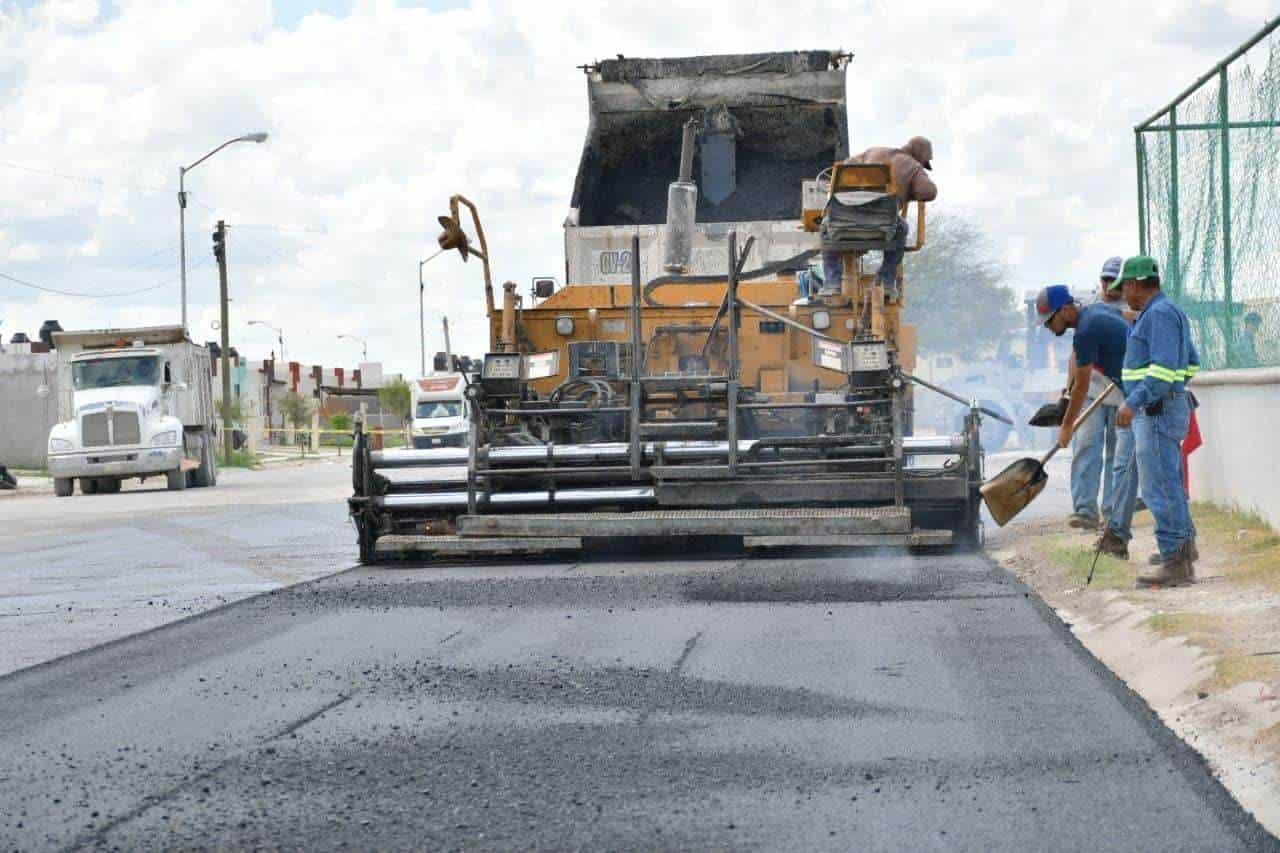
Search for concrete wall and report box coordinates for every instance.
[0,351,60,468]
[1188,368,1280,529]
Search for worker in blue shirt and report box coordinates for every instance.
[1035,281,1129,532]
[1113,255,1200,586]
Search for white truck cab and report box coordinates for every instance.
[411,374,468,448]
[46,326,217,496]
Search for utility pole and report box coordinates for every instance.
[213,220,234,465]
[418,260,427,377]
[178,170,188,330]
[442,316,453,368]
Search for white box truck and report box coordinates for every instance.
[46,325,218,496]
[410,374,468,448]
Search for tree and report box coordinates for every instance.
[328,411,351,433]
[278,392,313,431]
[902,213,1020,359]
[378,378,412,424]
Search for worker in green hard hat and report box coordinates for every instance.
[1113,255,1201,587]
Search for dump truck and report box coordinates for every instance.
[46,326,218,496]
[350,50,999,562]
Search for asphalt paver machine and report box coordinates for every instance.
[350,51,991,562]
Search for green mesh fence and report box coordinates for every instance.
[1137,18,1280,370]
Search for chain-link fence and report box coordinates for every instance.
[1137,17,1280,370]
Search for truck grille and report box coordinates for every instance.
[113,411,141,445]
[82,412,110,447]
[81,410,141,447]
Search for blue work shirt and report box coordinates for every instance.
[1073,302,1129,386]
[1121,291,1200,410]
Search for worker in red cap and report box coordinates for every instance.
[1036,283,1130,533]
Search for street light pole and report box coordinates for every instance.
[178,132,269,332]
[337,334,367,361]
[248,320,285,365]
[179,168,188,331]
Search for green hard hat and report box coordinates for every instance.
[1113,254,1160,288]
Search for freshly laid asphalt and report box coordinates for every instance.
[1,534,1277,849]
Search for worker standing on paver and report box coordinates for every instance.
[1113,255,1200,586]
[821,137,937,294]
[1036,281,1129,533]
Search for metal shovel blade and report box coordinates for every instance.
[1028,398,1068,427]
[979,457,1049,527]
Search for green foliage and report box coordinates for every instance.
[278,392,313,430]
[903,213,1020,359]
[1050,544,1130,590]
[328,411,352,433]
[378,378,412,422]
[219,449,260,468]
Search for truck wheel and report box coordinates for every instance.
[98,478,121,494]
[80,477,99,495]
[192,434,217,488]
[166,467,188,491]
[54,477,74,497]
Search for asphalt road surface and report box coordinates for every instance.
[2,539,1276,849]
[0,461,353,674]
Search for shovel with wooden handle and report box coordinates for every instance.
[980,382,1118,526]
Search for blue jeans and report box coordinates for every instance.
[1134,392,1194,559]
[1069,401,1118,521]
[1107,424,1139,542]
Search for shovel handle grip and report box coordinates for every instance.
[1038,382,1118,466]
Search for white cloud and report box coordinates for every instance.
[1,0,1275,375]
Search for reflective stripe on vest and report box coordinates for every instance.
[1122,363,1195,382]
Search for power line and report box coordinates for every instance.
[0,253,212,300]
[0,159,171,194]
[0,160,217,215]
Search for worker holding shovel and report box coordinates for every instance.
[1036,284,1130,531]
[980,290,1125,528]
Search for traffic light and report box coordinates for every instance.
[212,223,226,260]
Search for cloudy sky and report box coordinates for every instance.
[1,0,1274,376]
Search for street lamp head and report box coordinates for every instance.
[242,132,269,143]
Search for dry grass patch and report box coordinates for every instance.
[1144,611,1223,638]
[1211,654,1280,693]
[1256,721,1280,750]
[1191,501,1280,592]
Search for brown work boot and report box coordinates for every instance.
[1095,528,1129,560]
[1068,513,1099,530]
[1149,540,1198,574]
[1136,549,1192,588]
